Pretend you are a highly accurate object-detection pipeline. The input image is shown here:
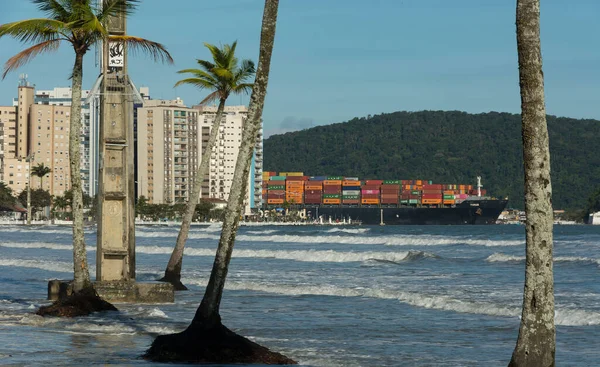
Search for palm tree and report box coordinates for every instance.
[145,1,294,364]
[0,0,172,299]
[159,42,255,290]
[32,163,52,190]
[509,0,555,365]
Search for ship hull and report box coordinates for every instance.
[273,199,508,225]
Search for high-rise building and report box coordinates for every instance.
[0,106,17,181]
[137,101,256,214]
[1,77,91,196]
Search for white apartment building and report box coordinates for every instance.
[137,101,257,214]
[8,79,92,195]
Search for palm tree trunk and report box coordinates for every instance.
[70,52,91,293]
[160,98,227,290]
[509,0,555,366]
[193,0,279,328]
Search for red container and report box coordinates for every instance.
[423,184,443,190]
[361,194,379,199]
[380,184,400,190]
[381,189,399,194]
[342,199,360,204]
[304,198,322,204]
[422,189,441,195]
[381,198,399,204]
[323,188,342,194]
[305,189,322,195]
[366,180,383,185]
[422,193,443,199]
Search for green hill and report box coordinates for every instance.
[263,111,600,210]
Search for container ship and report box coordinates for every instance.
[261,172,508,225]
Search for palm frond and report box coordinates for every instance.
[2,39,61,79]
[195,59,215,72]
[212,67,234,80]
[224,40,238,68]
[0,19,67,44]
[32,0,72,21]
[97,0,140,23]
[198,91,221,106]
[174,77,218,90]
[176,69,219,86]
[231,83,253,95]
[109,35,173,64]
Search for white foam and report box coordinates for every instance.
[0,242,73,251]
[147,308,168,318]
[135,230,522,247]
[63,322,136,335]
[486,253,600,266]
[137,245,418,263]
[246,229,279,235]
[182,279,600,325]
[0,258,72,273]
[325,228,371,234]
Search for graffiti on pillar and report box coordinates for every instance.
[108,41,124,71]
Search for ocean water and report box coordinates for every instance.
[1,223,599,366]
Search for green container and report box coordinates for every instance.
[270,176,286,181]
[342,195,360,199]
[443,195,455,200]
[327,176,343,180]
[323,194,341,199]
[383,180,401,185]
[268,185,285,190]
[400,200,409,204]
[411,190,421,195]
[408,199,419,204]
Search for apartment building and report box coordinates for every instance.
[137,101,256,214]
[0,106,17,181]
[1,78,90,196]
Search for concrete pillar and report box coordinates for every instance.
[96,3,136,282]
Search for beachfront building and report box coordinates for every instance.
[1,77,93,196]
[136,100,255,214]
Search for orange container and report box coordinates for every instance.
[305,185,322,190]
[443,190,454,195]
[443,200,455,205]
[323,180,342,186]
[267,199,284,204]
[342,180,361,186]
[422,199,442,205]
[361,199,380,205]
[323,198,341,204]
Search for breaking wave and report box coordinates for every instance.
[486,253,600,266]
[187,280,600,326]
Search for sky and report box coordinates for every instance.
[0,0,599,137]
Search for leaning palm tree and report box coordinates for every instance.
[145,1,295,364]
[159,41,255,290]
[0,0,172,315]
[509,0,555,365]
[32,163,52,190]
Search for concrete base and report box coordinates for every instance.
[48,280,175,303]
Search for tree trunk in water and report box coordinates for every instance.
[193,0,279,328]
[160,99,227,290]
[509,0,555,366]
[69,52,91,293]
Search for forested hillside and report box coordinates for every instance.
[264,111,600,210]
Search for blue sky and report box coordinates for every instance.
[1,0,599,137]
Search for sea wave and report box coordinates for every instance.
[0,258,73,273]
[137,245,419,263]
[191,280,600,326]
[486,253,600,266]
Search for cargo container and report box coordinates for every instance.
[280,172,303,177]
[269,176,286,181]
[327,176,343,180]
[383,180,401,185]
[267,199,284,204]
[362,189,379,195]
[366,180,383,185]
[323,198,341,204]
[422,198,442,204]
[342,180,361,186]
[361,198,380,205]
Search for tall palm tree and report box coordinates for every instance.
[159,42,255,290]
[32,163,52,190]
[145,1,293,364]
[0,0,173,296]
[509,0,555,365]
